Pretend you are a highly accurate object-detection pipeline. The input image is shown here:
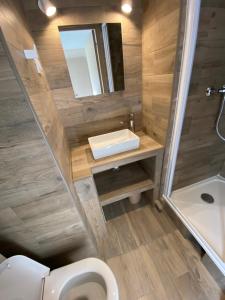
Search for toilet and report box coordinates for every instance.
[0,255,119,300]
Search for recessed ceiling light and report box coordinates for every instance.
[38,0,57,17]
[46,6,56,17]
[121,3,132,14]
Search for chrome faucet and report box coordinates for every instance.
[129,113,135,132]
[206,85,225,96]
[205,85,225,142]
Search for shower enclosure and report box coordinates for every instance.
[163,0,225,275]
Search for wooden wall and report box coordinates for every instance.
[173,1,225,189]
[142,0,180,145]
[0,36,96,262]
[22,0,142,147]
[0,0,71,183]
[0,0,97,264]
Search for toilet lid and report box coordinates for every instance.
[0,255,50,300]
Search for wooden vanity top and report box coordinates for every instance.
[71,131,164,181]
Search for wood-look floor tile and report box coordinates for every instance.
[151,206,177,234]
[108,246,167,300]
[175,272,208,300]
[104,206,225,300]
[166,230,201,273]
[127,205,164,245]
[138,295,153,300]
[137,245,169,299]
[102,221,123,259]
[191,261,225,300]
[138,294,166,300]
[163,231,225,300]
[104,213,139,259]
[103,200,126,220]
[108,250,143,300]
[144,239,183,300]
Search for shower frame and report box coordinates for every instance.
[162,0,225,275]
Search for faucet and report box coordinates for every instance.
[129,113,135,132]
[206,85,225,142]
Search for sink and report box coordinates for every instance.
[88,129,140,160]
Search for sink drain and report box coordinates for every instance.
[201,193,214,204]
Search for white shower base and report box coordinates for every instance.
[170,175,225,275]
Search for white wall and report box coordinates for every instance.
[65,49,93,98]
[85,33,102,95]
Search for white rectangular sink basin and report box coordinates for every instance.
[88,129,140,160]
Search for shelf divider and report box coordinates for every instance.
[99,178,154,206]
[94,161,154,207]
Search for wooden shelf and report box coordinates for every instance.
[99,179,153,206]
[71,131,164,181]
[94,162,154,206]
[71,132,164,245]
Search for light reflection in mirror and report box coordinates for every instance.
[59,23,124,99]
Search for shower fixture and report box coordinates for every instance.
[206,85,225,141]
[206,86,225,97]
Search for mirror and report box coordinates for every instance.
[59,23,125,99]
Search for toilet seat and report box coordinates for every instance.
[0,255,49,300]
[0,255,119,300]
[43,257,118,300]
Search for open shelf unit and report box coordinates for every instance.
[72,132,164,245]
[94,161,154,207]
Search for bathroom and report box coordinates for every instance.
[0,0,225,299]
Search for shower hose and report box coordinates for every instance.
[216,95,225,142]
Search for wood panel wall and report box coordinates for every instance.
[142,0,180,145]
[173,1,225,189]
[0,0,97,264]
[0,36,96,262]
[22,0,142,147]
[0,0,71,183]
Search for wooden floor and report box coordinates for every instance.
[103,205,225,300]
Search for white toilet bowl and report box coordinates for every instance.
[0,255,119,300]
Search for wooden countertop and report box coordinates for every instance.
[71,131,164,182]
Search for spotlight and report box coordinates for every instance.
[121,3,132,14]
[38,0,57,17]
